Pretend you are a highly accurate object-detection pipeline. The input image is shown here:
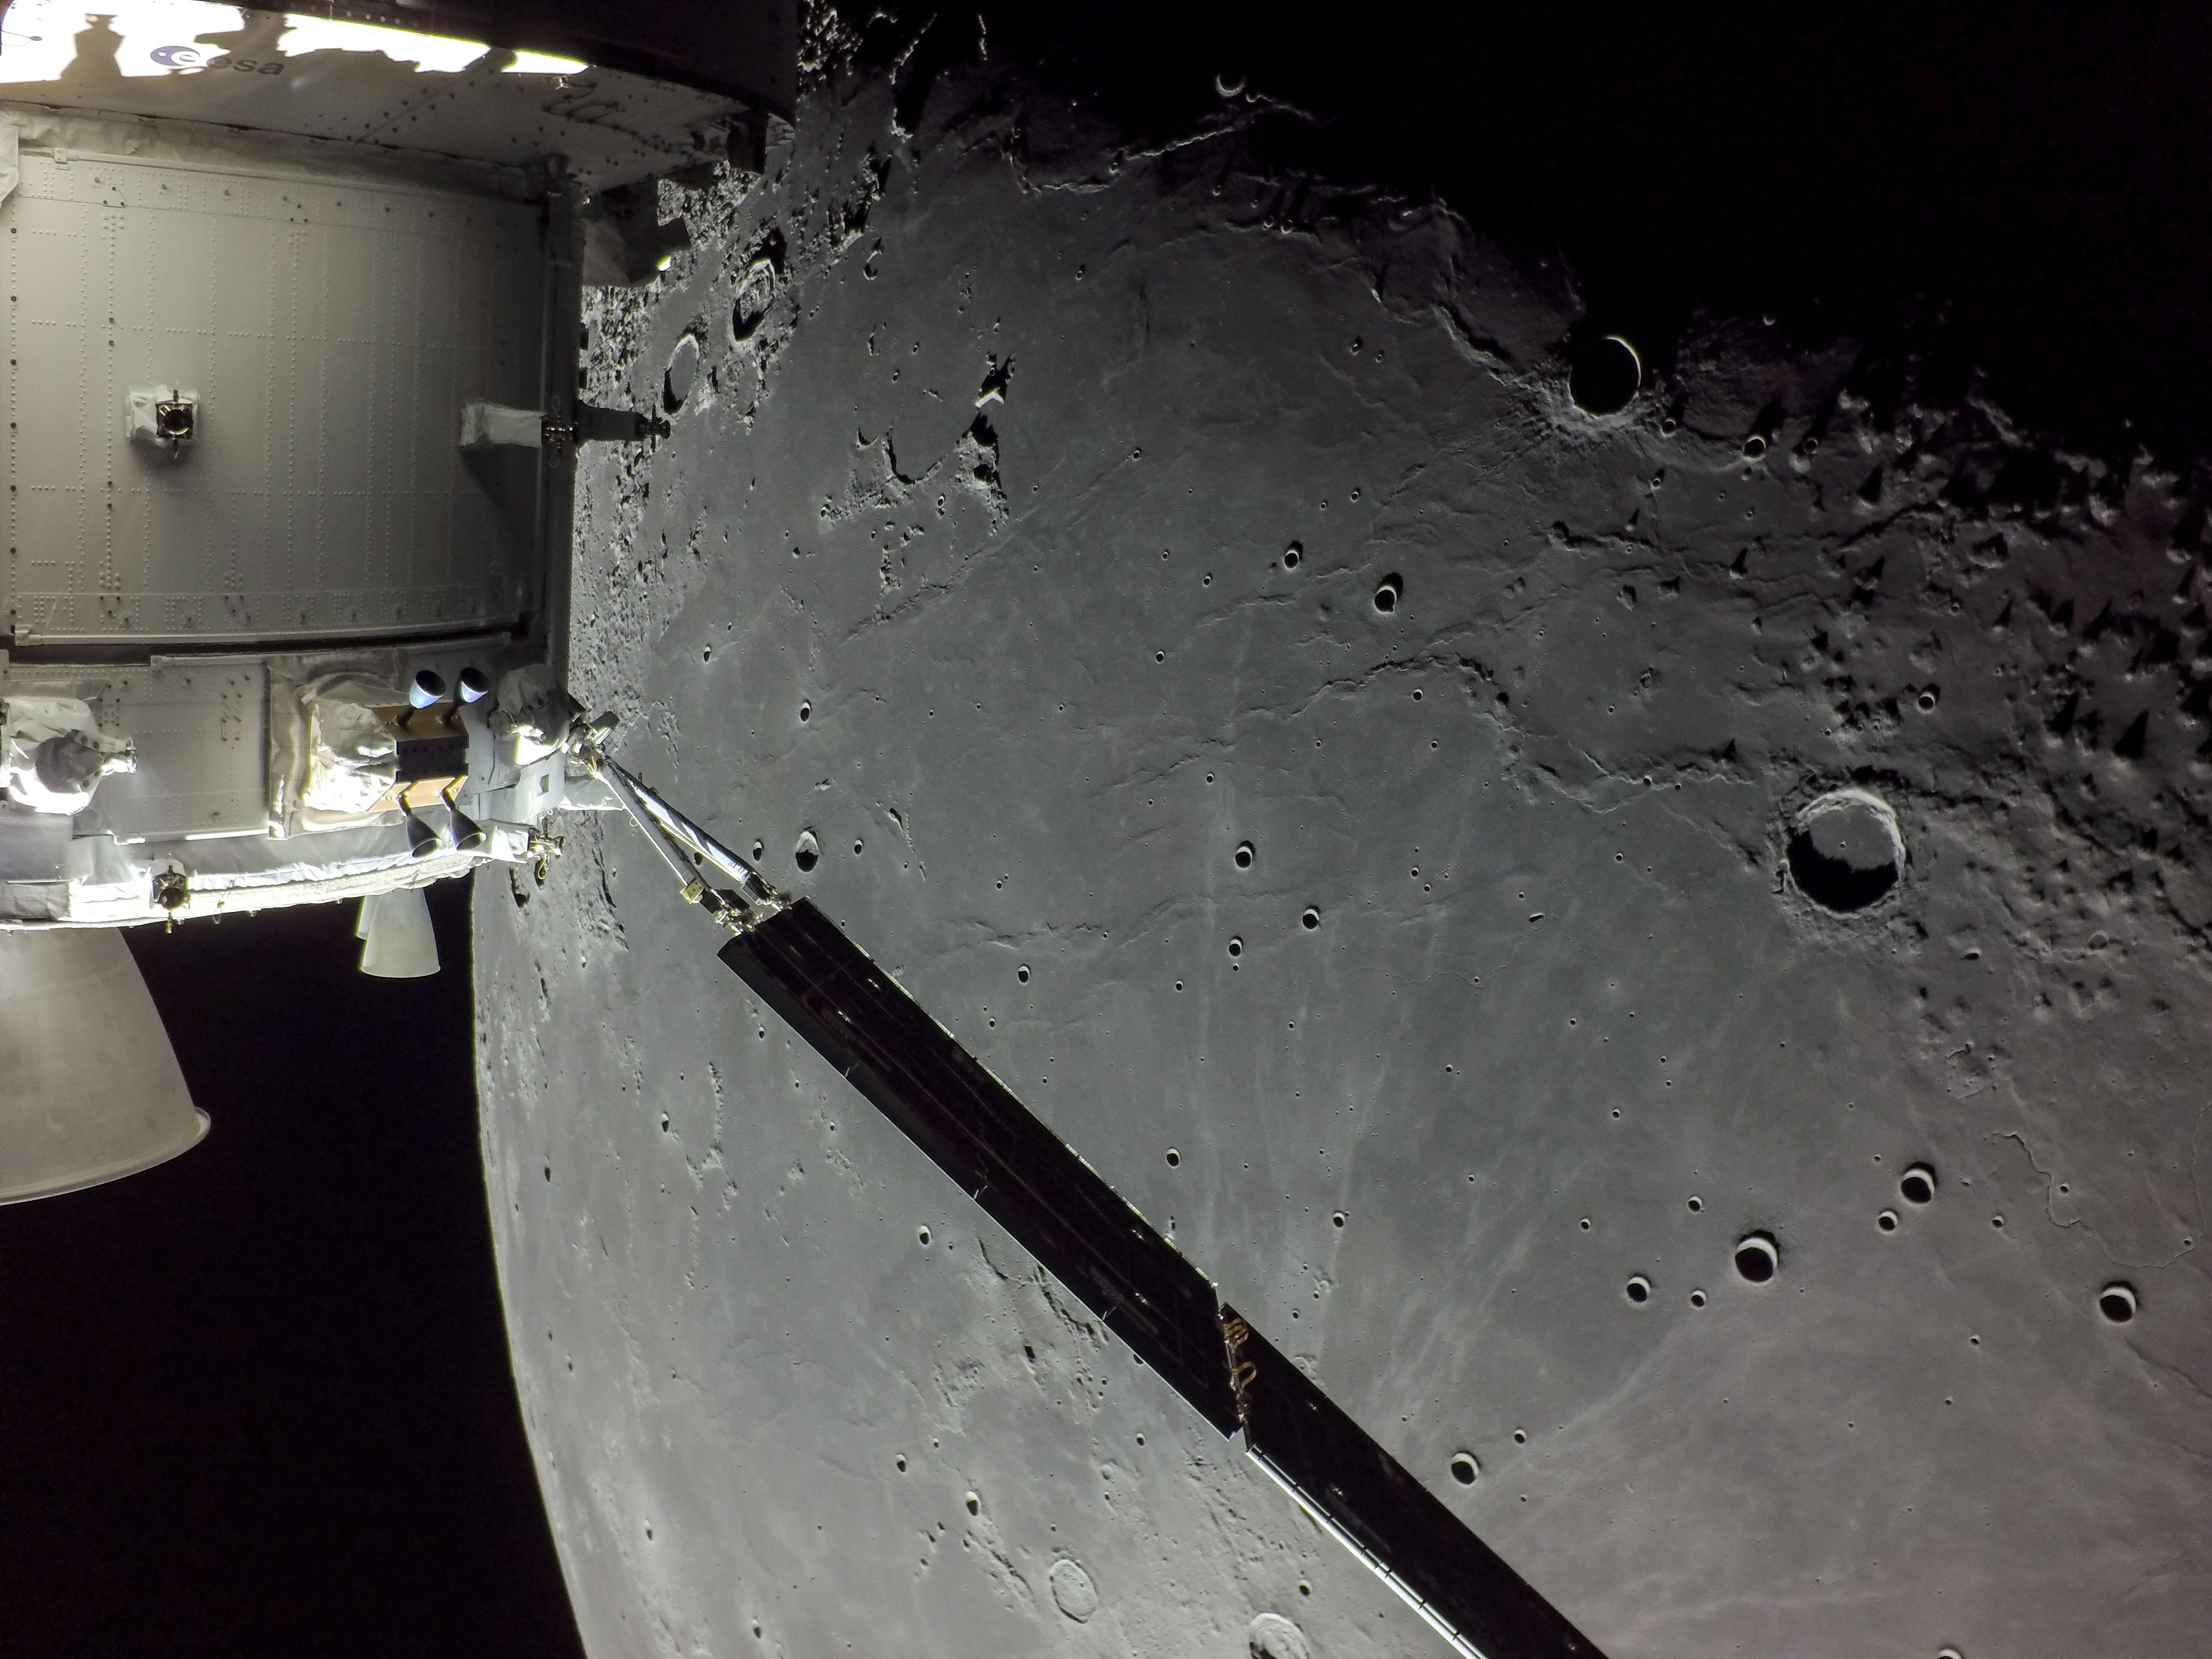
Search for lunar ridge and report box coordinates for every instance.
[476,19,2212,1659]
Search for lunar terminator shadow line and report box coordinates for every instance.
[569,714,1610,1659]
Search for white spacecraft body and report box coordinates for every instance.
[0,1,791,928]
[0,0,793,1195]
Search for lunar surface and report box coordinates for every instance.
[474,24,2212,1659]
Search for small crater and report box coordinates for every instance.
[1512,1428,1527,1443]
[1734,1233,1780,1284]
[1166,1147,1181,1167]
[663,333,700,413]
[1786,789,1904,914]
[1049,1557,1100,1623]
[917,1225,931,1245]
[1373,573,1403,614]
[2099,1283,2137,1323]
[1248,1613,1312,1659]
[1688,1288,1707,1308]
[794,830,820,872]
[1017,965,1030,983]
[895,1454,906,1471]
[1624,1275,1652,1304]
[1916,685,1940,713]
[1227,937,1243,958]
[1282,542,1302,570]
[1900,1164,1937,1206]
[798,700,811,722]
[1301,907,1321,929]
[852,839,864,855]
[1568,335,1641,416]
[1331,1211,1346,1228]
[1449,1452,1479,1485]
[964,1490,980,1515]
[731,241,780,341]
[1234,841,1255,868]
[1742,433,1767,460]
[1877,1209,1900,1233]
[1686,1195,1703,1212]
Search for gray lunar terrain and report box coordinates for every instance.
[473,35,2212,1659]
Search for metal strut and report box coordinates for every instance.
[571,722,1610,1659]
[573,720,786,933]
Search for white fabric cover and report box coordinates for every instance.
[303,695,399,815]
[1,696,132,815]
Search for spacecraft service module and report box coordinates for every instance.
[0,0,787,1195]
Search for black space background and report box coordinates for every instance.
[0,884,577,1659]
[3,7,2211,1657]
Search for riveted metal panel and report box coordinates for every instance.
[85,660,270,840]
[3,144,544,645]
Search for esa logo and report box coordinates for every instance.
[150,45,288,74]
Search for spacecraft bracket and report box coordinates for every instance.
[127,387,200,458]
[462,400,668,456]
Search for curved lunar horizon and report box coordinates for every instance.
[477,28,2212,1659]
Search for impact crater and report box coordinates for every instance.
[1569,335,1641,416]
[1786,789,1904,914]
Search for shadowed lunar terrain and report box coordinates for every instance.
[474,17,2212,1659]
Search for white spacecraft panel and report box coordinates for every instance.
[0,2,754,194]
[82,659,268,838]
[2,139,544,644]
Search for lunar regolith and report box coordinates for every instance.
[474,24,2212,1659]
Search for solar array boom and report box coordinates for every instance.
[571,724,1610,1659]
